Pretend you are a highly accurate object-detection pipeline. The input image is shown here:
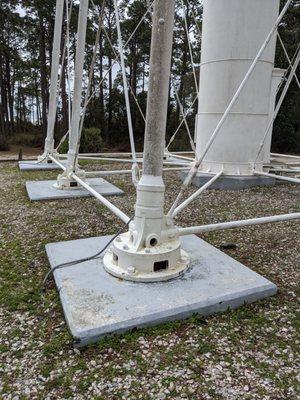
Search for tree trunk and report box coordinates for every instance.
[130,45,138,132]
[38,12,49,138]
[5,53,14,134]
[35,76,41,126]
[107,55,113,144]
[99,29,104,130]
[0,52,9,135]
[175,6,190,127]
[61,62,68,137]
[0,55,7,148]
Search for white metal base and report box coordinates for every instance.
[55,169,86,190]
[37,151,59,163]
[103,232,189,282]
[181,170,276,190]
[53,177,82,190]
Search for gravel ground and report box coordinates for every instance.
[0,160,299,400]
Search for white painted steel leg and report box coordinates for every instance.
[39,0,64,163]
[103,0,189,282]
[65,0,72,134]
[56,0,89,189]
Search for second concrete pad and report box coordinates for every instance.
[19,160,67,171]
[181,171,276,190]
[26,178,123,201]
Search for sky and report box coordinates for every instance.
[16,5,26,17]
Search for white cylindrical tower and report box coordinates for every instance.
[194,0,280,189]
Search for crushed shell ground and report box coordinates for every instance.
[0,160,299,400]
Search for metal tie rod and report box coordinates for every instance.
[254,171,300,184]
[84,167,190,177]
[49,155,130,224]
[171,170,223,217]
[71,174,130,223]
[49,155,66,171]
[268,168,300,173]
[175,213,300,236]
[271,153,300,160]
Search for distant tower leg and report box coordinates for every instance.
[56,0,89,189]
[39,0,64,163]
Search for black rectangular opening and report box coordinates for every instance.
[47,160,53,164]
[70,181,78,187]
[154,260,168,272]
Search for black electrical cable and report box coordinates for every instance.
[41,216,134,293]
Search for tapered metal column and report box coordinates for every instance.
[131,0,177,250]
[57,0,89,187]
[142,1,175,177]
[104,0,189,282]
[39,0,64,161]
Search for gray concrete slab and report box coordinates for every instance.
[181,171,276,190]
[26,178,123,201]
[45,234,277,347]
[165,157,190,165]
[19,160,67,171]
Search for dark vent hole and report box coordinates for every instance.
[154,260,168,272]
[70,182,78,187]
[113,253,118,264]
[150,238,158,247]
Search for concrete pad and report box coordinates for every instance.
[165,157,190,166]
[45,234,277,347]
[181,171,276,190]
[19,160,67,171]
[26,178,123,201]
